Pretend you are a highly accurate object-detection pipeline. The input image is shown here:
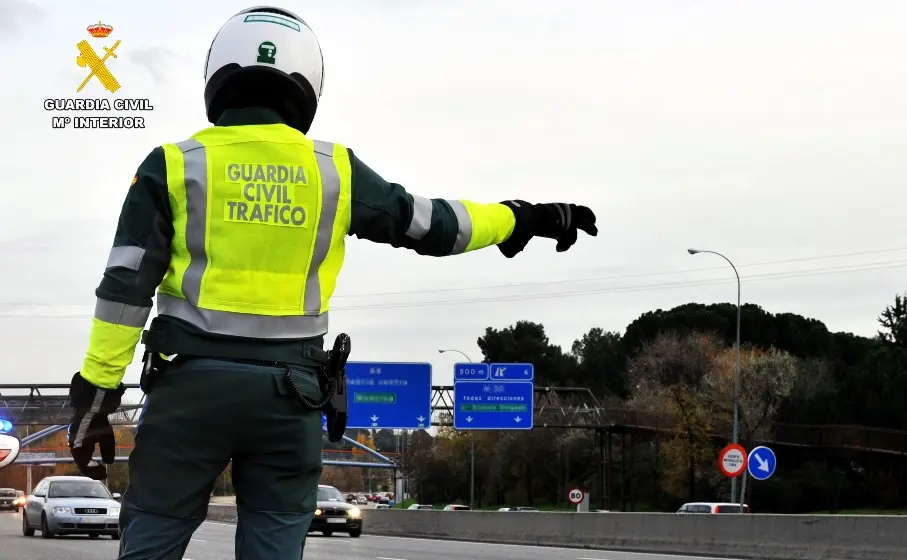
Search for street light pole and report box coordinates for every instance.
[687,248,742,503]
[439,348,476,509]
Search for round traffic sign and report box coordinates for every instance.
[718,444,747,478]
[0,434,20,470]
[747,445,777,481]
[567,488,584,504]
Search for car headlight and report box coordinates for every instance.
[314,508,322,516]
[52,506,71,514]
[347,507,361,519]
[108,507,120,516]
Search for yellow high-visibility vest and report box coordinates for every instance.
[157,124,352,339]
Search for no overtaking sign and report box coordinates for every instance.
[718,443,747,478]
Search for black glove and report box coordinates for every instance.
[497,200,598,258]
[67,372,125,480]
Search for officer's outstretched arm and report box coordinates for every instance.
[347,150,516,256]
[346,150,598,258]
[81,147,174,389]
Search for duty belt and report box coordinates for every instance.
[138,331,351,443]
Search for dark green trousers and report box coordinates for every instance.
[117,358,325,560]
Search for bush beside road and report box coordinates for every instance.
[205,503,907,560]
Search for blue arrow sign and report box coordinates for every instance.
[345,362,432,430]
[454,362,534,430]
[747,445,777,481]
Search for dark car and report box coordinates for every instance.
[0,488,17,511]
[308,485,362,538]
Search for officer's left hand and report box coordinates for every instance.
[497,200,598,258]
[67,372,125,480]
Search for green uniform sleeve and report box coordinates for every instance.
[81,147,173,389]
[346,149,516,256]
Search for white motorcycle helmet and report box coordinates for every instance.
[204,6,324,133]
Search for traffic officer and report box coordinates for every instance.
[67,5,597,560]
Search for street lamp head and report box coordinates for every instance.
[437,349,446,354]
[687,248,700,255]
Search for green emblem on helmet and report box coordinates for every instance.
[257,41,277,64]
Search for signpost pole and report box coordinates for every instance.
[739,467,748,511]
[469,434,475,510]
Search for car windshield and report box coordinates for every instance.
[317,487,343,502]
[0,489,15,497]
[48,480,111,499]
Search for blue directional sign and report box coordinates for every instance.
[489,362,534,381]
[747,445,777,481]
[454,362,489,381]
[454,363,534,430]
[345,362,432,430]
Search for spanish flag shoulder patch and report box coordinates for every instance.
[130,175,138,187]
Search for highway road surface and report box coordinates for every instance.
[0,512,740,559]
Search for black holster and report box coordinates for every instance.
[139,332,171,394]
[284,333,351,443]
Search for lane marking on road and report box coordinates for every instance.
[201,521,235,527]
[377,557,407,560]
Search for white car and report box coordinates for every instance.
[22,476,121,539]
[406,504,434,510]
[676,502,750,514]
[442,504,470,511]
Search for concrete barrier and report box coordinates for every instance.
[205,504,907,559]
[206,503,238,523]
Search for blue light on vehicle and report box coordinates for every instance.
[0,420,12,433]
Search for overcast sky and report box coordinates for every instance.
[1,0,905,392]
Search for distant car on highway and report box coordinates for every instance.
[309,484,362,538]
[442,504,471,511]
[0,488,20,512]
[676,502,750,514]
[13,491,26,511]
[499,506,538,512]
[22,475,121,539]
[406,504,434,510]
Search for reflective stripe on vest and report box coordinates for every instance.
[157,133,350,339]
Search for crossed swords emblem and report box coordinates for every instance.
[76,39,121,93]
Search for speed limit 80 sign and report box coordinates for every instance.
[568,488,584,504]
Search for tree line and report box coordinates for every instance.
[401,292,907,513]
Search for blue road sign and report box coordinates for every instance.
[454,362,489,382]
[345,362,432,430]
[454,362,534,430]
[489,363,534,382]
[747,445,777,481]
